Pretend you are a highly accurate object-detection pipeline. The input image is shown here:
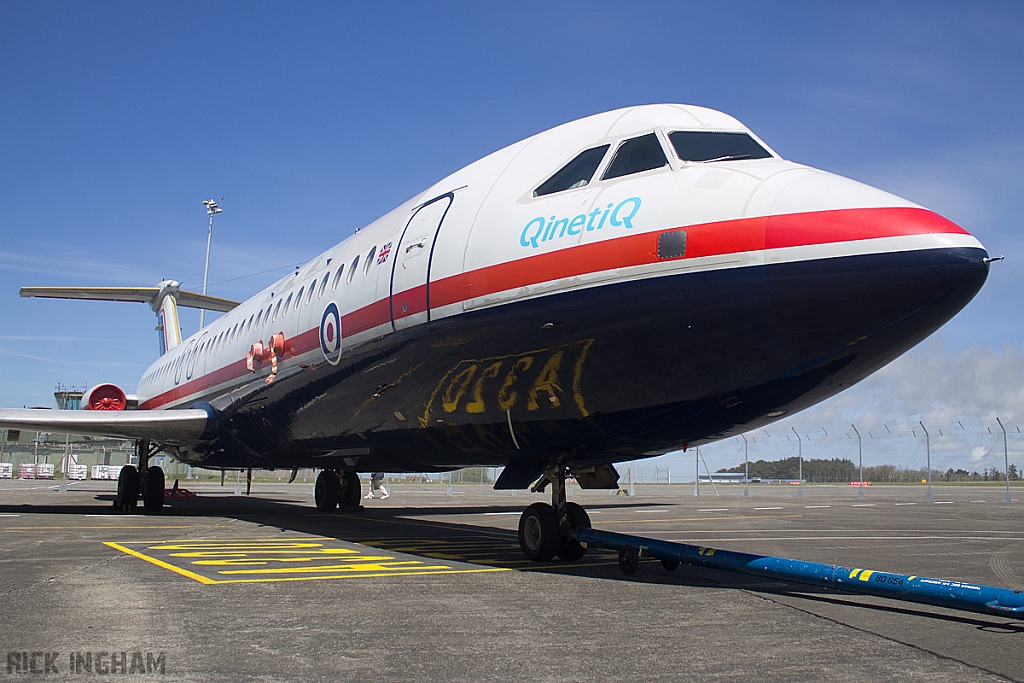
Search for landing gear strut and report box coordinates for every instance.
[517,464,591,562]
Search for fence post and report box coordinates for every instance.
[792,427,803,498]
[920,421,932,502]
[997,417,1011,503]
[741,433,749,497]
[852,424,864,500]
[694,447,700,496]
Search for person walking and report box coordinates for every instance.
[365,472,389,499]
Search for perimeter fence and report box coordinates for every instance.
[623,418,1024,503]
[3,420,1024,504]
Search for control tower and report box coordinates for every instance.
[54,383,85,410]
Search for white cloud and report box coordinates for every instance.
[786,340,1024,431]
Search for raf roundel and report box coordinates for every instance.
[319,303,342,365]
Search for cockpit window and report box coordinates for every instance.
[602,133,668,180]
[533,144,610,197]
[669,131,772,162]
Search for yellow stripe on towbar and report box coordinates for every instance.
[849,568,861,579]
[858,570,875,582]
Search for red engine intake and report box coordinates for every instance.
[82,383,127,411]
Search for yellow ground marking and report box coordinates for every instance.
[104,542,219,585]
[105,537,512,584]
[192,556,396,566]
[218,561,447,575]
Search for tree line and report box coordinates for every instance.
[717,457,1021,483]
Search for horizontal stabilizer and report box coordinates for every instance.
[0,407,211,444]
[20,285,239,312]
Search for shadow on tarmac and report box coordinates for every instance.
[5,492,1024,630]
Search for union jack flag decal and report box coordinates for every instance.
[377,242,392,265]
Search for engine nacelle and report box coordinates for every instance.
[82,383,127,411]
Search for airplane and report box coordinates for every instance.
[0,104,991,562]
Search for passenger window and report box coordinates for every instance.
[318,274,329,298]
[283,293,292,314]
[669,131,772,162]
[295,287,304,308]
[347,255,360,283]
[272,300,282,322]
[306,280,316,304]
[363,247,376,275]
[331,265,344,290]
[602,133,668,180]
[534,145,610,197]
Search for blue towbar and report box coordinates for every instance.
[575,527,1024,617]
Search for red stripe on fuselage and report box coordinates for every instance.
[765,207,968,249]
[138,207,966,411]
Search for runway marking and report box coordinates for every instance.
[697,508,729,512]
[754,507,783,510]
[894,503,916,506]
[483,512,521,516]
[105,537,510,584]
[934,501,956,505]
[804,505,831,508]
[0,514,20,517]
[602,514,802,524]
[850,504,875,507]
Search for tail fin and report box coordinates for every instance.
[19,280,240,356]
[154,282,182,354]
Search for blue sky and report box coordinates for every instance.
[1,1,1023,458]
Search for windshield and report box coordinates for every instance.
[669,131,772,163]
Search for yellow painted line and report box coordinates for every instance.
[169,549,360,557]
[193,556,396,566]
[150,542,326,550]
[104,542,218,585]
[206,567,511,584]
[218,561,445,575]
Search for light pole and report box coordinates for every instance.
[920,421,932,502]
[997,417,1011,504]
[741,433,749,497]
[200,199,223,329]
[792,427,803,498]
[852,424,864,500]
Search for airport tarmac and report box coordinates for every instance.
[2,481,1023,682]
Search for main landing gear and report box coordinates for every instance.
[114,439,164,513]
[517,464,591,562]
[314,469,363,512]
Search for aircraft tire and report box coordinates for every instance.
[314,470,340,511]
[618,546,639,575]
[556,501,591,561]
[144,466,165,512]
[117,465,139,513]
[518,502,559,562]
[339,471,362,510]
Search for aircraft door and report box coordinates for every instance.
[390,194,453,331]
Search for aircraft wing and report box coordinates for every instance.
[0,408,212,444]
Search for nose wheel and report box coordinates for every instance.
[516,464,591,562]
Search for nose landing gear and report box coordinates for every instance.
[517,464,591,562]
